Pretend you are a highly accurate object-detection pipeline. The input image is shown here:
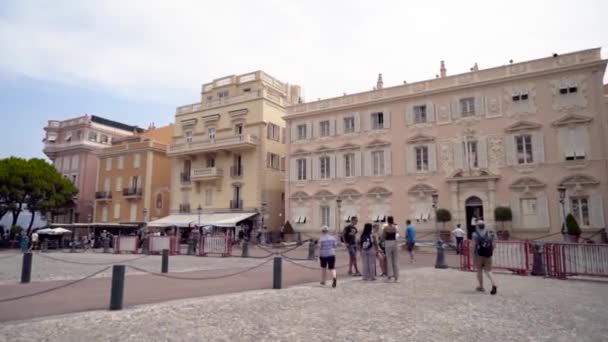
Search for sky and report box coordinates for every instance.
[0,0,606,160]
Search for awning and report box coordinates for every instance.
[147,215,198,228]
[201,212,257,227]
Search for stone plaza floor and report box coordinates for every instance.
[1,267,606,342]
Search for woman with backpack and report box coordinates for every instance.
[382,216,399,282]
[360,223,377,281]
[373,223,387,277]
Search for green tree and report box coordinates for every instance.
[494,206,513,231]
[566,213,581,236]
[436,208,452,230]
[283,221,295,235]
[0,157,29,227]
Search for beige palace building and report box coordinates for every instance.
[164,71,300,230]
[94,124,174,224]
[284,48,608,239]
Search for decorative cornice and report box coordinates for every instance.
[504,120,543,133]
[407,183,437,195]
[406,134,435,144]
[365,139,391,148]
[551,114,593,127]
[509,177,546,190]
[559,174,599,186]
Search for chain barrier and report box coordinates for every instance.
[230,251,274,259]
[0,266,112,303]
[35,252,148,266]
[127,258,273,281]
[0,253,21,260]
[283,257,350,271]
[281,254,313,262]
[510,232,564,242]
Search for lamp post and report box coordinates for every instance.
[197,204,202,226]
[432,193,447,269]
[335,196,342,234]
[558,186,567,242]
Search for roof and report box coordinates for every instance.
[91,115,144,133]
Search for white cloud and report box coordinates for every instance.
[0,0,606,104]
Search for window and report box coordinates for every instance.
[131,176,140,190]
[280,157,286,171]
[512,91,529,102]
[515,135,534,164]
[319,156,331,179]
[463,141,478,168]
[185,130,193,143]
[133,154,141,168]
[520,198,538,227]
[218,90,229,98]
[156,193,163,209]
[297,124,307,140]
[208,128,216,141]
[206,157,215,168]
[101,205,108,222]
[267,123,280,141]
[571,197,590,226]
[235,123,243,136]
[559,82,578,95]
[415,146,429,171]
[268,153,280,170]
[320,206,330,227]
[206,96,213,102]
[115,176,122,192]
[71,155,79,171]
[117,156,124,170]
[105,157,112,171]
[320,121,330,137]
[88,131,98,142]
[414,105,427,124]
[296,158,307,180]
[243,88,251,93]
[205,189,213,206]
[564,127,586,161]
[371,112,384,130]
[113,203,121,220]
[343,116,355,133]
[344,153,355,177]
[372,150,385,176]
[100,135,109,144]
[103,177,111,192]
[460,97,476,116]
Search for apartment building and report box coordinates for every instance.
[43,115,143,223]
[158,71,300,230]
[285,48,608,239]
[94,124,174,224]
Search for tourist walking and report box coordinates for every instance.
[373,223,386,276]
[405,220,416,264]
[472,221,497,295]
[382,216,399,282]
[452,224,466,254]
[31,231,39,251]
[319,226,338,288]
[359,223,377,281]
[342,216,361,276]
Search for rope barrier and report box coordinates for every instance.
[127,258,273,281]
[35,252,148,266]
[0,266,112,303]
[283,257,350,271]
[281,254,313,262]
[230,252,274,259]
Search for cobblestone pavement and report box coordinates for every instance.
[1,268,606,342]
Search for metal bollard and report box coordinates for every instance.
[109,265,126,310]
[296,232,302,246]
[531,243,546,276]
[241,241,249,258]
[434,241,448,269]
[161,249,169,273]
[308,240,316,260]
[273,256,282,289]
[187,239,195,256]
[21,252,33,284]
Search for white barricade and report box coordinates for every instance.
[115,236,139,254]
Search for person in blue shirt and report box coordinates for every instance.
[405,220,416,264]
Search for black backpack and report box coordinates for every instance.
[476,231,494,257]
[361,234,373,250]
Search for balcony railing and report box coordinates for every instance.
[95,191,112,200]
[168,134,259,156]
[180,172,191,183]
[230,199,243,210]
[122,188,143,198]
[230,165,244,178]
[191,167,223,181]
[179,203,191,213]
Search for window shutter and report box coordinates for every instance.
[510,196,521,229]
[137,176,142,190]
[365,151,372,176]
[354,112,361,132]
[311,119,319,138]
[267,124,272,139]
[563,128,575,158]
[405,107,414,126]
[290,158,296,181]
[384,148,392,175]
[331,154,337,178]
[574,126,587,157]
[336,116,343,135]
[281,157,286,171]
[266,152,271,168]
[329,118,336,136]
[428,144,437,172]
[384,111,391,129]
[405,146,415,174]
[281,127,286,143]
[362,113,370,131]
[427,102,436,123]
[101,206,108,222]
[589,194,605,228]
[307,157,313,180]
[505,135,516,166]
[115,177,122,192]
[451,100,460,120]
[313,157,320,180]
[537,192,550,228]
[478,137,488,168]
[336,153,344,178]
[532,131,545,163]
[475,96,485,116]
[290,123,297,142]
[354,151,361,177]
[453,141,464,170]
[307,121,313,139]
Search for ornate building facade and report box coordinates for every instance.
[285,48,608,239]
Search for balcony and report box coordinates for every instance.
[180,172,191,184]
[95,191,112,201]
[168,134,259,157]
[230,165,244,178]
[179,203,191,213]
[122,188,143,199]
[191,167,223,182]
[230,199,243,210]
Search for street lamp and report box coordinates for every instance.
[197,204,202,226]
[558,186,567,242]
[335,196,342,234]
[432,192,447,269]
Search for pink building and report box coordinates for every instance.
[43,115,143,223]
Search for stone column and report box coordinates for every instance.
[487,180,496,227]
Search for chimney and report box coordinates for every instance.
[376,73,383,90]
[440,61,447,78]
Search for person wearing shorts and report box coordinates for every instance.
[405,220,416,264]
[342,217,361,276]
[472,221,497,295]
[319,226,338,288]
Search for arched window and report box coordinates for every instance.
[156,193,163,209]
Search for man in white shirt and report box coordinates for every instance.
[452,224,466,255]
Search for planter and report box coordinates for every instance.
[496,230,510,241]
[439,231,451,243]
[568,234,580,243]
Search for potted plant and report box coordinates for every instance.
[436,208,452,243]
[494,206,513,240]
[565,214,581,243]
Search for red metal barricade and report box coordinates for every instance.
[113,236,140,254]
[199,233,232,257]
[460,239,532,275]
[545,242,608,279]
[147,236,179,255]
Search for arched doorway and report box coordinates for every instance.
[465,196,483,239]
